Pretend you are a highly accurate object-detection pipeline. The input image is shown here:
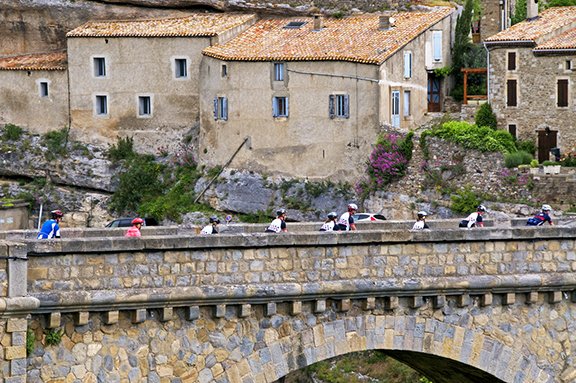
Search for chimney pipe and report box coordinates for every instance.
[379,15,391,30]
[313,14,322,31]
[527,0,538,19]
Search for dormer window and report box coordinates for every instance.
[284,21,306,29]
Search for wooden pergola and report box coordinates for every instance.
[461,67,487,104]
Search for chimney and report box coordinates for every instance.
[313,14,322,31]
[527,0,538,19]
[379,15,391,30]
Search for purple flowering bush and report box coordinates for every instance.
[356,133,413,198]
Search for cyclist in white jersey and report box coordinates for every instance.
[265,209,287,233]
[319,212,339,231]
[337,203,358,231]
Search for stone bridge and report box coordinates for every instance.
[0,221,575,383]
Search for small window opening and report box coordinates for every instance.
[284,21,307,29]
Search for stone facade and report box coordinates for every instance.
[0,227,573,381]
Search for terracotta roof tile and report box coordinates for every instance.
[485,6,576,44]
[67,13,256,38]
[535,27,576,50]
[202,7,453,65]
[0,51,67,71]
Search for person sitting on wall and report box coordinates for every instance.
[459,205,486,228]
[125,218,144,237]
[201,216,221,234]
[37,210,63,239]
[265,208,288,233]
[319,212,339,232]
[412,211,430,230]
[526,204,554,226]
[337,203,358,231]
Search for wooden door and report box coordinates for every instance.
[427,74,442,112]
[538,129,558,162]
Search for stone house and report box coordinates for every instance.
[0,51,68,134]
[485,5,576,162]
[200,8,455,179]
[65,13,257,153]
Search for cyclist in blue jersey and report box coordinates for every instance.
[37,210,63,239]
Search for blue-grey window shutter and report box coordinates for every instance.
[273,98,278,117]
[223,97,228,121]
[344,95,350,118]
[213,97,218,120]
[329,95,335,119]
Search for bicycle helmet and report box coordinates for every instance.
[50,210,64,219]
[477,205,487,212]
[209,216,221,224]
[276,208,287,216]
[417,211,428,218]
[327,212,337,219]
[131,217,144,225]
[542,204,552,211]
[348,203,358,211]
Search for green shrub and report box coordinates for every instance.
[516,139,536,156]
[504,150,533,168]
[451,186,481,214]
[26,329,35,356]
[2,123,23,141]
[561,154,576,167]
[107,136,135,162]
[530,159,539,168]
[428,121,515,154]
[44,328,64,346]
[43,128,68,157]
[475,103,497,130]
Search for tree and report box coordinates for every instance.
[452,0,474,74]
[475,102,497,129]
[511,0,527,25]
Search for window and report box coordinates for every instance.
[221,64,228,77]
[329,94,349,118]
[284,21,306,29]
[557,79,569,107]
[213,96,228,120]
[273,96,289,117]
[403,52,412,79]
[95,95,108,115]
[94,57,106,77]
[506,79,517,107]
[508,124,517,139]
[432,31,442,62]
[566,60,573,71]
[174,58,188,78]
[138,96,152,117]
[39,81,49,97]
[403,90,411,116]
[274,63,285,81]
[507,52,516,71]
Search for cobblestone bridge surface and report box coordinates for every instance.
[0,222,575,382]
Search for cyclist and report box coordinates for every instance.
[201,216,221,234]
[37,210,64,239]
[337,203,358,231]
[265,208,288,233]
[125,217,144,237]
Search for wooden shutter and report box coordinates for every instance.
[222,97,228,121]
[404,52,412,78]
[557,79,568,107]
[506,79,517,107]
[432,31,442,61]
[213,97,218,120]
[343,95,350,118]
[328,95,335,118]
[507,52,516,71]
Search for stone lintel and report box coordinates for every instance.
[74,312,90,326]
[480,293,493,307]
[48,312,61,329]
[363,297,375,310]
[214,305,226,318]
[549,291,562,304]
[266,302,277,316]
[161,307,173,321]
[384,296,398,310]
[314,299,326,313]
[502,293,515,305]
[457,294,471,307]
[291,301,302,315]
[240,304,251,317]
[104,311,119,325]
[338,299,351,312]
[432,295,445,309]
[410,296,424,308]
[187,306,200,320]
[132,309,147,324]
[526,291,539,304]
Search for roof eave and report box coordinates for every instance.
[533,48,576,55]
[484,40,535,47]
